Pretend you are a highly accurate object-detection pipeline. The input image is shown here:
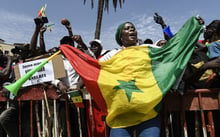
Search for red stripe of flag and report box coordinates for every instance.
[60,44,107,112]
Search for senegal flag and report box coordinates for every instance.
[38,4,47,17]
[68,90,84,108]
[60,17,203,128]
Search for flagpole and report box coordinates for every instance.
[47,50,61,61]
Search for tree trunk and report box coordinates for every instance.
[94,0,104,39]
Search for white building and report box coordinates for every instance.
[0,39,15,56]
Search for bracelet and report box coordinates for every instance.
[40,37,44,39]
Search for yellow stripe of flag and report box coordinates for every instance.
[98,46,162,128]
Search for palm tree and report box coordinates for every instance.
[84,0,125,39]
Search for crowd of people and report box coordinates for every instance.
[0,15,110,137]
[0,12,220,137]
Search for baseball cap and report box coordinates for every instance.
[89,39,103,47]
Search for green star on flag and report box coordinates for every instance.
[113,79,144,102]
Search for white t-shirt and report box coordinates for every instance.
[99,48,121,61]
[99,44,162,62]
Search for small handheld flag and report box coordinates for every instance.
[68,90,84,108]
[38,4,47,17]
[46,24,55,32]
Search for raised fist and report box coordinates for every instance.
[61,18,70,26]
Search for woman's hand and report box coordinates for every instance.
[196,15,205,25]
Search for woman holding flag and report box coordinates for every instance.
[110,16,204,137]
[60,15,204,137]
[108,17,204,137]
[108,21,162,137]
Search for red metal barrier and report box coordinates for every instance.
[1,87,220,137]
[161,89,220,137]
[0,85,72,137]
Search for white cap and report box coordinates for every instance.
[89,39,103,47]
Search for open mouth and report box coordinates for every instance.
[129,33,137,39]
[129,33,136,36]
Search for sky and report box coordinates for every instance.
[0,0,220,51]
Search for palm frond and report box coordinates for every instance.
[104,0,109,13]
[85,0,124,11]
[91,0,94,8]
[119,0,123,8]
[113,0,117,11]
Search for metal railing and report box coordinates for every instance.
[1,87,220,137]
[161,89,220,137]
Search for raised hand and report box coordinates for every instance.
[40,26,47,34]
[61,18,71,29]
[154,13,164,25]
[61,18,73,36]
[196,15,205,25]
